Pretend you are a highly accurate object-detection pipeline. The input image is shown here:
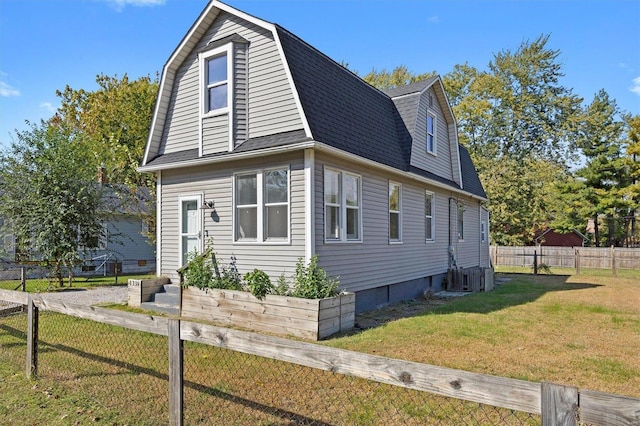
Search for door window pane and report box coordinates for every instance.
[182,201,198,234]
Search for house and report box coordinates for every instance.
[0,180,155,277]
[533,228,588,247]
[139,1,490,312]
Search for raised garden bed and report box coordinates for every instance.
[181,287,355,340]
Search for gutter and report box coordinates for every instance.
[140,139,487,202]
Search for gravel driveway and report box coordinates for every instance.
[38,285,128,306]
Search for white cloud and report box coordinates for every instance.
[631,76,640,95]
[106,0,165,11]
[427,15,440,24]
[0,72,20,97]
[40,102,56,113]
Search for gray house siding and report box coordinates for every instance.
[157,12,303,157]
[448,197,485,270]
[409,87,454,181]
[159,151,306,281]
[313,152,452,297]
[202,115,229,155]
[83,217,155,274]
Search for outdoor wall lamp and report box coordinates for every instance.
[201,200,215,209]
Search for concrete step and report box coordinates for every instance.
[140,301,179,316]
[139,284,181,316]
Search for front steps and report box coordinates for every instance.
[140,284,180,315]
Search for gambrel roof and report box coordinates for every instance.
[141,0,486,200]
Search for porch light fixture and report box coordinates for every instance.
[201,200,215,209]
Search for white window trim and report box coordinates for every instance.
[457,202,465,242]
[324,167,363,243]
[178,195,202,268]
[199,44,233,119]
[425,190,435,243]
[389,181,402,244]
[427,110,437,156]
[233,166,291,245]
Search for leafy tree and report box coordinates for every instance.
[575,90,629,246]
[53,73,158,188]
[361,65,435,90]
[0,121,109,286]
[623,115,640,244]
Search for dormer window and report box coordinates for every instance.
[427,112,436,154]
[206,55,227,111]
[199,44,233,117]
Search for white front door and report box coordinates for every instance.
[180,198,201,267]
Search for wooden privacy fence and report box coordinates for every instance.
[491,246,640,274]
[1,288,639,426]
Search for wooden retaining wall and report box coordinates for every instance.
[181,287,355,340]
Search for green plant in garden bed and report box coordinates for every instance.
[180,241,340,300]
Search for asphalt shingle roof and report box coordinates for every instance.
[382,77,439,98]
[276,25,412,172]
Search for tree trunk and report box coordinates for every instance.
[594,215,600,247]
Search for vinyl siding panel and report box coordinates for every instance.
[202,114,229,155]
[158,12,303,156]
[159,151,306,281]
[410,87,454,181]
[450,198,482,269]
[313,152,453,294]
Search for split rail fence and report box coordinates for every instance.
[491,246,640,275]
[1,288,639,425]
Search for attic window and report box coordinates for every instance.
[199,44,232,116]
[427,112,436,154]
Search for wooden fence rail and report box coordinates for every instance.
[491,245,640,274]
[2,290,639,426]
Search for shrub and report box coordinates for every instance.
[244,269,274,300]
[274,272,290,296]
[182,249,214,289]
[291,255,339,299]
[214,255,243,291]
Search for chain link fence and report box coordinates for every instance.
[1,292,635,425]
[0,260,155,293]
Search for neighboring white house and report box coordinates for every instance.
[139,1,490,312]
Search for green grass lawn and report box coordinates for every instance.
[1,270,639,424]
[328,272,640,398]
[0,273,155,293]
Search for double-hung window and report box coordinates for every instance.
[199,44,232,116]
[425,191,434,242]
[389,182,401,242]
[427,112,436,154]
[235,168,289,242]
[324,169,361,242]
[481,221,487,243]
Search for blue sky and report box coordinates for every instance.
[1,0,639,147]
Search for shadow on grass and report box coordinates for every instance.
[349,273,601,333]
[0,321,331,425]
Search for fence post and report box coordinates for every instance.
[168,319,183,426]
[575,249,580,275]
[26,295,39,379]
[611,246,617,278]
[541,382,578,425]
[21,267,26,292]
[533,250,538,275]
